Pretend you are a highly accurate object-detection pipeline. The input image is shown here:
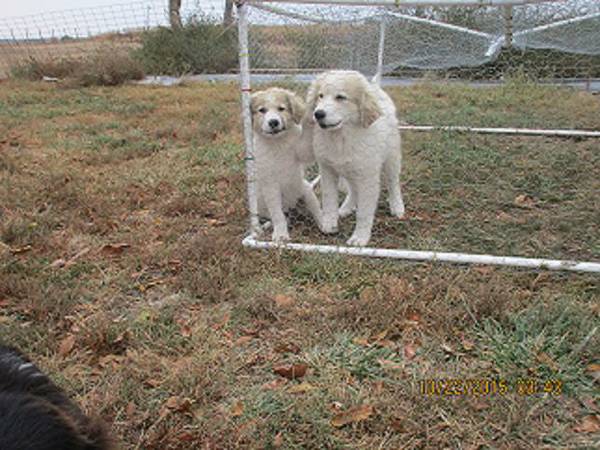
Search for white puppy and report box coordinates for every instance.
[251,87,322,242]
[307,70,405,246]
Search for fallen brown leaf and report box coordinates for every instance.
[262,378,287,390]
[126,402,136,418]
[235,335,253,346]
[514,194,537,209]
[273,363,308,380]
[573,415,600,433]
[58,334,76,357]
[273,432,284,448]
[403,343,417,360]
[585,363,600,382]
[274,342,300,354]
[331,404,374,428]
[144,378,162,388]
[273,294,294,307]
[179,323,192,338]
[164,396,192,413]
[100,243,130,256]
[231,400,244,417]
[352,337,370,346]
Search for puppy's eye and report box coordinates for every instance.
[258,107,267,114]
[318,93,324,99]
[335,94,347,101]
[278,106,286,111]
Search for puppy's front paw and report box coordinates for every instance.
[321,219,338,234]
[390,203,405,218]
[271,229,290,243]
[346,233,370,247]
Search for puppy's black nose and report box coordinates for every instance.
[268,118,280,129]
[314,109,326,121]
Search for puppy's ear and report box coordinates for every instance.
[249,93,258,113]
[359,89,382,128]
[286,92,306,124]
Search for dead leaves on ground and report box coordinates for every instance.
[513,194,538,209]
[273,363,308,380]
[330,404,374,428]
[272,294,295,308]
[573,415,600,433]
[58,334,76,357]
[100,242,130,256]
[230,400,244,418]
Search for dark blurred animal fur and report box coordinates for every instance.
[0,345,112,450]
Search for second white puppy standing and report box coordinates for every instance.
[307,70,405,246]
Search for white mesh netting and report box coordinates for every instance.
[247,0,600,78]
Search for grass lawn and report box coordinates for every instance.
[1,78,599,449]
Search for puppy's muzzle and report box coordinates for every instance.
[314,109,341,130]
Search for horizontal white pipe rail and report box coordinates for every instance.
[251,0,560,7]
[399,125,600,138]
[243,236,600,273]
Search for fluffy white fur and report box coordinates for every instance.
[251,87,322,242]
[307,70,405,246]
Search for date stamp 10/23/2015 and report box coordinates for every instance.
[419,378,563,397]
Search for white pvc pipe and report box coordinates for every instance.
[237,1,261,236]
[374,16,386,84]
[242,236,600,273]
[384,10,493,40]
[251,0,559,7]
[491,11,600,50]
[398,125,600,138]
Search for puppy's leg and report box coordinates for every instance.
[319,164,339,234]
[347,177,380,247]
[338,178,355,218]
[384,152,405,218]
[301,180,324,231]
[260,181,289,242]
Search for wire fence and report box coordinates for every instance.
[247,0,600,80]
[0,0,224,77]
[2,0,600,81]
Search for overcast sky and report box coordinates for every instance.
[0,0,133,18]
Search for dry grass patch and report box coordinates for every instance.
[0,80,598,449]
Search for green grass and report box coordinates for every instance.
[0,79,599,449]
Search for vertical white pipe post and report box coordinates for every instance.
[374,13,386,83]
[236,1,261,236]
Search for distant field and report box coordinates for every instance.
[1,79,599,449]
[0,34,141,78]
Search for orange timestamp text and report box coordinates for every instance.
[419,378,563,397]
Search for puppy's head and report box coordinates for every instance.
[307,70,382,130]
[250,88,305,138]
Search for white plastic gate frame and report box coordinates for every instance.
[235,0,600,274]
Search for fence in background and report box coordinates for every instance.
[2,0,600,81]
[0,0,224,77]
